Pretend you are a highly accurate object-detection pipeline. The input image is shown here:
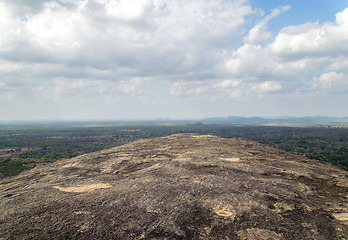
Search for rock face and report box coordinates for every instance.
[0,133,347,239]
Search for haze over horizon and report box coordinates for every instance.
[1,0,348,121]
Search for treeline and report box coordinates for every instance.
[211,125,348,170]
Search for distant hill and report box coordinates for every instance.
[0,134,347,239]
[202,116,348,124]
[1,116,348,126]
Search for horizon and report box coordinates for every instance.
[1,115,348,124]
[1,0,348,120]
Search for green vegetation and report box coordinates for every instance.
[0,158,32,177]
[212,125,348,170]
[0,123,347,177]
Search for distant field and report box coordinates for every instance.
[0,123,347,177]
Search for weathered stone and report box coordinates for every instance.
[0,133,347,239]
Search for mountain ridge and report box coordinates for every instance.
[1,115,348,125]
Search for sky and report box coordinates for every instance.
[1,0,348,121]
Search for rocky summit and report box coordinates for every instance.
[0,133,347,239]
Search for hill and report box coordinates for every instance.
[0,134,347,239]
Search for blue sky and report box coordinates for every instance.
[1,0,348,120]
[252,0,348,32]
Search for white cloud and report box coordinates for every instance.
[244,5,291,44]
[225,43,303,80]
[0,0,253,72]
[213,80,240,88]
[226,44,275,78]
[249,81,282,94]
[310,72,348,94]
[117,77,148,95]
[270,8,348,59]
[51,77,155,102]
[104,0,153,21]
[169,79,243,100]
[170,81,204,96]
[327,56,348,71]
[212,80,242,98]
[25,3,80,53]
[1,1,348,119]
[225,7,348,94]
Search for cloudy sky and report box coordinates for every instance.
[1,0,348,120]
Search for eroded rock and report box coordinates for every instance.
[0,133,347,239]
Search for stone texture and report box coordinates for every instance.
[0,133,347,239]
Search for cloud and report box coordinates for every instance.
[213,80,240,88]
[170,81,206,97]
[0,0,253,73]
[0,0,49,16]
[53,78,110,98]
[103,0,153,21]
[270,8,348,60]
[212,80,242,98]
[118,77,147,95]
[225,44,277,78]
[226,7,348,90]
[244,5,291,44]
[169,79,243,100]
[1,1,348,119]
[249,81,282,94]
[310,72,348,94]
[0,0,255,102]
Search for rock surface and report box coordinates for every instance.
[0,133,347,239]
